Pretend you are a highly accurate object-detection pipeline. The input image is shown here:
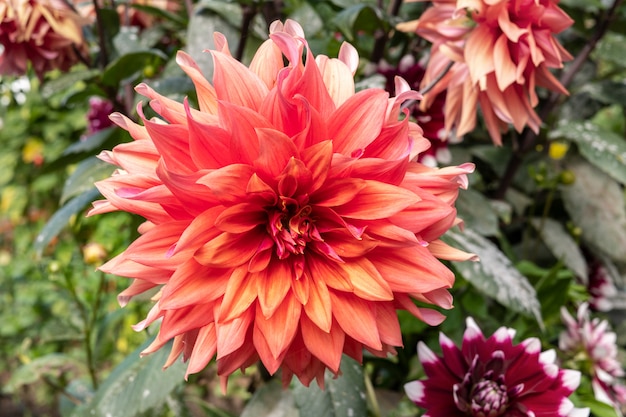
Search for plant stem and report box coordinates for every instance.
[401,60,454,110]
[184,0,194,19]
[236,4,257,62]
[493,0,624,199]
[92,0,109,69]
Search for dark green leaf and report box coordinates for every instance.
[579,80,626,106]
[102,50,168,87]
[529,217,588,281]
[41,69,101,99]
[292,355,366,417]
[240,380,298,417]
[70,338,186,417]
[62,127,118,156]
[561,158,626,262]
[33,188,102,258]
[131,4,187,26]
[594,32,626,68]
[332,4,385,42]
[61,157,115,204]
[5,354,83,392]
[456,189,500,236]
[442,228,543,324]
[550,120,626,185]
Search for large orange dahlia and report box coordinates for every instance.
[398,0,573,145]
[90,20,475,389]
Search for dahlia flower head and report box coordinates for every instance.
[0,0,87,79]
[405,317,589,417]
[397,0,574,145]
[378,55,460,167]
[560,303,626,413]
[90,19,475,390]
[72,0,179,30]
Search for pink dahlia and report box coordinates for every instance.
[0,0,87,79]
[90,20,475,390]
[406,318,588,417]
[560,303,626,413]
[397,0,573,145]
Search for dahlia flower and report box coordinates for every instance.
[560,303,626,413]
[406,318,588,417]
[73,0,179,30]
[397,0,573,145]
[85,96,114,136]
[0,0,87,79]
[90,20,475,390]
[378,55,459,167]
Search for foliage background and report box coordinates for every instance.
[1,0,626,416]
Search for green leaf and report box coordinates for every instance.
[561,158,626,262]
[550,120,626,185]
[61,157,115,204]
[33,188,102,258]
[594,32,626,68]
[292,355,366,417]
[4,354,83,393]
[102,49,168,87]
[579,80,626,107]
[529,217,588,282]
[456,189,500,236]
[442,228,543,323]
[70,338,186,417]
[332,4,385,42]
[240,380,298,417]
[41,69,101,99]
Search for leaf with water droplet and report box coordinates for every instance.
[561,158,626,262]
[292,355,366,417]
[550,120,626,185]
[442,228,542,324]
[70,337,186,417]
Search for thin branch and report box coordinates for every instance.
[92,0,108,68]
[184,0,194,19]
[401,60,454,110]
[236,4,257,62]
[493,0,624,199]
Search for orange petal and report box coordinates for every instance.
[255,291,301,361]
[216,307,254,358]
[195,230,264,268]
[333,181,419,220]
[218,267,258,322]
[330,89,388,155]
[329,291,382,350]
[176,50,218,114]
[211,50,268,111]
[186,323,217,376]
[214,203,266,233]
[254,128,299,179]
[159,260,230,309]
[257,261,292,318]
[338,257,394,301]
[302,267,333,332]
[301,315,345,372]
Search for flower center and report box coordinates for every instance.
[468,379,509,417]
[268,196,321,259]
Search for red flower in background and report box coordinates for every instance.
[398,0,573,145]
[406,318,589,417]
[90,20,475,390]
[0,0,87,79]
